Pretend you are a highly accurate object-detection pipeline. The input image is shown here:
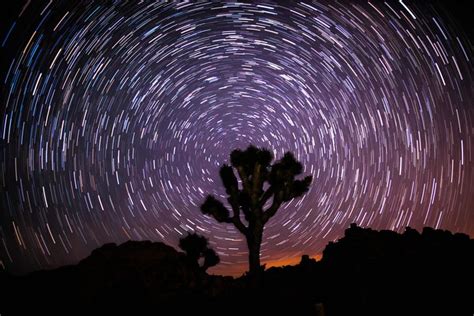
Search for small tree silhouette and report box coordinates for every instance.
[202,248,220,271]
[200,145,312,278]
[179,233,220,272]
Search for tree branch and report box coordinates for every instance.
[252,163,262,198]
[201,195,232,223]
[259,186,273,207]
[236,166,251,194]
[239,191,251,220]
[227,190,248,234]
[263,191,283,223]
[232,216,248,234]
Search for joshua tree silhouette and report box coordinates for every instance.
[200,145,312,279]
[179,232,220,272]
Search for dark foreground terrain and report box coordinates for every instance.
[1,224,473,315]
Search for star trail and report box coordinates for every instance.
[0,1,473,276]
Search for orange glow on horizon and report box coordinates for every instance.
[209,253,323,277]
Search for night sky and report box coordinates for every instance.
[0,1,473,276]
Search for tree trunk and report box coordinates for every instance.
[248,238,261,275]
[247,224,263,285]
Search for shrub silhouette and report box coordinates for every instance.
[200,145,312,279]
[202,248,220,271]
[179,232,220,271]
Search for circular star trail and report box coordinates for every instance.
[0,1,473,275]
